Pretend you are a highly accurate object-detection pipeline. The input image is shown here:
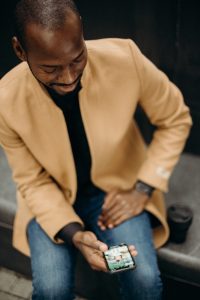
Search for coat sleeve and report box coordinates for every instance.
[128,40,192,192]
[0,112,83,242]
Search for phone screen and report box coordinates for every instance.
[103,243,136,273]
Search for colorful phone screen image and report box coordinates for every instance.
[103,244,136,273]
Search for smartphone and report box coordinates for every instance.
[103,243,136,274]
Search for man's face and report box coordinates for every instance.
[16,12,87,96]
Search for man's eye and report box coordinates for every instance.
[73,59,82,64]
[42,68,57,74]
[73,55,84,64]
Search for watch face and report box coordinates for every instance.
[135,182,153,196]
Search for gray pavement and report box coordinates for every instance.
[0,267,87,300]
[0,268,32,300]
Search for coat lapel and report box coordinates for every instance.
[24,73,77,195]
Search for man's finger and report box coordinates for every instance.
[102,195,120,212]
[97,220,107,230]
[103,190,119,210]
[82,233,108,251]
[115,215,129,226]
[129,245,138,257]
[90,253,108,272]
[100,203,125,223]
[106,210,128,227]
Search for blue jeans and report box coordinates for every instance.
[27,191,163,300]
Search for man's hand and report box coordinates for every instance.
[73,231,108,272]
[72,230,137,272]
[98,189,149,230]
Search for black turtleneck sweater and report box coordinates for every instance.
[47,83,102,198]
[46,83,102,244]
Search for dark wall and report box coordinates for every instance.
[0,0,200,154]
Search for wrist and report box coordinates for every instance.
[134,181,155,198]
[56,222,84,245]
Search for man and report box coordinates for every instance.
[0,0,192,299]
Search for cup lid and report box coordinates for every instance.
[167,203,193,224]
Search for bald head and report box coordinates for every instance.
[12,0,87,96]
[14,0,80,49]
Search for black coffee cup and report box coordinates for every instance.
[167,203,193,243]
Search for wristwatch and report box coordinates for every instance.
[134,181,155,197]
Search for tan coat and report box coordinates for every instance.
[0,39,192,256]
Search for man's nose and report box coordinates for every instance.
[58,66,75,85]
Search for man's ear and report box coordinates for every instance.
[12,36,27,61]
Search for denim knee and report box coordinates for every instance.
[135,266,162,290]
[118,266,163,300]
[32,281,74,300]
